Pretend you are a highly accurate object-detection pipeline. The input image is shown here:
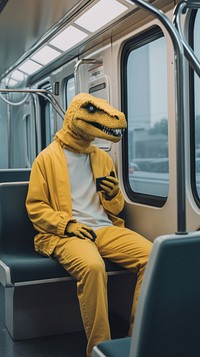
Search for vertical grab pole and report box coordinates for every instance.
[129,0,187,234]
[173,1,200,78]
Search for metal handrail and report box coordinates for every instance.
[74,59,102,94]
[0,88,65,119]
[173,1,200,77]
[129,0,187,234]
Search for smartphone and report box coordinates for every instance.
[96,172,115,191]
[96,176,107,191]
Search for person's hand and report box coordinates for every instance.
[65,222,96,241]
[100,171,119,200]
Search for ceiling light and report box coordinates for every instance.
[11,70,26,81]
[49,25,88,51]
[74,0,128,33]
[6,78,17,87]
[124,0,135,4]
[31,45,61,65]
[18,60,43,74]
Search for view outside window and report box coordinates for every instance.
[41,83,54,146]
[45,100,54,145]
[126,35,169,197]
[66,77,75,107]
[194,11,200,198]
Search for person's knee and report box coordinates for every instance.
[143,239,152,258]
[138,240,152,270]
[83,259,106,279]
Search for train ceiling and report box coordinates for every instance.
[0,0,175,86]
[0,0,82,79]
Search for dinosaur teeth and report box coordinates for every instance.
[90,122,124,137]
[102,126,122,137]
[114,129,122,136]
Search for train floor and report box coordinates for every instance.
[0,284,87,357]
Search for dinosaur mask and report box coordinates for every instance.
[55,93,127,153]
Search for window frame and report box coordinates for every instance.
[121,25,168,207]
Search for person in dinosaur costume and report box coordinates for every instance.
[26,93,152,357]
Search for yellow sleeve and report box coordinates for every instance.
[100,189,124,215]
[26,154,74,237]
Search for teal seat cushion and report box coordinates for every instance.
[0,253,127,284]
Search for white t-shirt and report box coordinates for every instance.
[63,149,112,230]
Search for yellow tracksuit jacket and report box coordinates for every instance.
[26,141,125,256]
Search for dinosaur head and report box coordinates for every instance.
[55,93,127,153]
[55,93,126,153]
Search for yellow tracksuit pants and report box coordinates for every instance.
[53,225,152,357]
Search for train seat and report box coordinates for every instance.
[0,182,136,340]
[0,168,31,182]
[93,232,200,357]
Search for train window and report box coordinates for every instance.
[66,76,75,107]
[45,101,54,145]
[40,82,55,146]
[24,114,31,167]
[122,27,168,206]
[0,94,9,168]
[190,10,200,203]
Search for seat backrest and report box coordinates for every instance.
[0,169,31,182]
[130,232,200,357]
[0,182,36,254]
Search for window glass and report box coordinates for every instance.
[124,32,169,201]
[40,83,55,146]
[66,77,75,107]
[44,84,54,145]
[0,95,9,168]
[25,114,31,166]
[45,101,54,145]
[193,11,200,198]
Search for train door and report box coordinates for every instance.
[111,7,178,241]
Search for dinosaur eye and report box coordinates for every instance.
[85,104,97,113]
